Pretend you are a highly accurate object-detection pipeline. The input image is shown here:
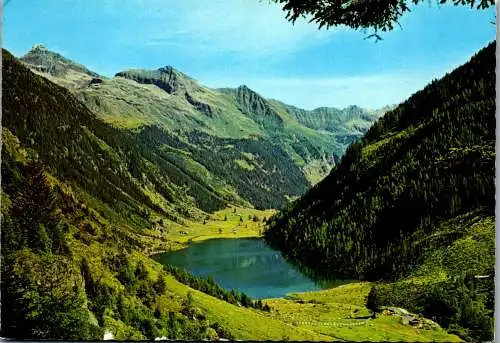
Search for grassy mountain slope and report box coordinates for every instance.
[20,45,384,203]
[264,42,495,340]
[265,282,461,342]
[275,102,392,147]
[1,48,334,341]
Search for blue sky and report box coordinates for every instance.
[3,0,496,110]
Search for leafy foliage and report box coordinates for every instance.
[2,250,102,339]
[270,0,493,35]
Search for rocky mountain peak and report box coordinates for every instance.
[158,65,175,74]
[20,44,100,78]
[30,43,48,52]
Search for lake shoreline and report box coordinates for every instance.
[145,233,265,257]
[154,237,343,299]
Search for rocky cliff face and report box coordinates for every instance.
[220,85,284,129]
[115,67,215,117]
[234,85,281,118]
[115,66,199,94]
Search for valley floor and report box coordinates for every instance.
[136,206,462,342]
[142,206,275,255]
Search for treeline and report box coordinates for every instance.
[163,264,271,312]
[1,152,102,339]
[87,252,235,340]
[188,131,310,209]
[2,48,232,228]
[3,49,170,225]
[138,125,311,210]
[1,155,234,340]
[1,49,237,340]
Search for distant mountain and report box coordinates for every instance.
[116,66,202,96]
[220,85,284,125]
[275,102,392,146]
[2,44,473,342]
[19,45,387,208]
[264,42,495,340]
[21,44,100,78]
[3,49,215,226]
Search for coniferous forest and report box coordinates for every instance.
[265,42,495,340]
[2,49,223,340]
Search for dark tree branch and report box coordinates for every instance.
[268,0,495,35]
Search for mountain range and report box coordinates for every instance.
[0,45,388,339]
[20,44,387,210]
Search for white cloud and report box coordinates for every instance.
[111,0,338,56]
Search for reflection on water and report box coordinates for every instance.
[155,238,351,299]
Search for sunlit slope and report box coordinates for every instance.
[1,47,329,341]
[20,44,384,202]
[265,283,461,342]
[0,49,465,340]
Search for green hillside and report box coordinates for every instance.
[20,44,384,202]
[264,42,495,340]
[1,41,474,342]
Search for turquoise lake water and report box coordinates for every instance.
[155,238,347,299]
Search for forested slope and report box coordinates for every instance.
[264,41,495,340]
[2,48,194,339]
[1,48,334,341]
[3,49,231,224]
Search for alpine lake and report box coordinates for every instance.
[154,237,350,299]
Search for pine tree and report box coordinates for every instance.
[10,161,58,251]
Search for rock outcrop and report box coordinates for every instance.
[380,307,440,330]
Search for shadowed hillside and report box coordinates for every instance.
[1,48,334,341]
[264,42,495,341]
